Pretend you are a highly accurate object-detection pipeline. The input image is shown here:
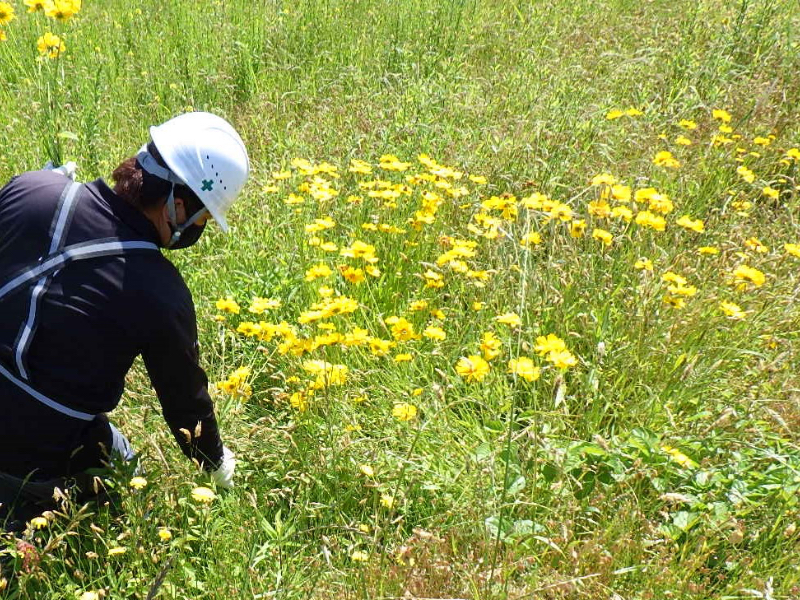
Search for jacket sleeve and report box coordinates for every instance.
[141,297,224,471]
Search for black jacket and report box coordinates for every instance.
[0,170,223,479]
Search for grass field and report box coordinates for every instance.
[2,0,800,598]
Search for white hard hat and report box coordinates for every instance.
[149,112,249,233]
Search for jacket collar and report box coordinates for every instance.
[85,179,162,245]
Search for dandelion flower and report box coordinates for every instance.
[30,516,48,529]
[634,258,653,271]
[678,119,697,130]
[762,186,779,200]
[380,494,395,508]
[359,464,374,477]
[392,402,418,421]
[698,246,719,255]
[456,355,490,382]
[108,546,128,556]
[547,349,578,370]
[158,528,172,542]
[190,486,216,504]
[606,109,624,120]
[24,0,50,12]
[785,243,800,258]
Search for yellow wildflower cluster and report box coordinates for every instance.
[216,366,252,400]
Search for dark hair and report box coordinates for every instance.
[112,142,204,214]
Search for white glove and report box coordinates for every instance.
[210,446,236,489]
[42,160,78,180]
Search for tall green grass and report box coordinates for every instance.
[1,0,800,598]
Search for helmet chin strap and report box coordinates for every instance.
[136,149,208,247]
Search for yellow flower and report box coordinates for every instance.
[625,107,643,117]
[744,237,769,253]
[108,546,128,556]
[215,297,240,314]
[24,0,51,12]
[0,30,6,42]
[753,136,771,146]
[351,550,370,562]
[507,357,540,382]
[248,297,281,314]
[45,0,80,21]
[762,186,779,200]
[547,350,578,370]
[661,271,687,286]
[494,312,521,327]
[610,206,633,222]
[380,494,395,508]
[675,135,692,146]
[719,301,746,320]
[386,316,416,341]
[423,326,446,341]
[340,265,365,284]
[0,2,15,24]
[359,464,374,477]
[158,528,172,542]
[534,333,566,356]
[678,119,697,130]
[588,199,611,218]
[455,355,490,382]
[393,353,413,363]
[569,219,586,238]
[635,210,666,232]
[786,148,800,161]
[634,257,653,271]
[785,243,800,258]
[37,32,66,59]
[712,109,732,123]
[676,215,705,233]
[591,228,613,247]
[79,593,100,600]
[733,264,766,288]
[653,150,680,168]
[305,263,333,281]
[520,231,542,246]
[30,516,48,529]
[736,165,755,183]
[661,445,698,469]
[472,301,485,311]
[480,331,502,361]
[591,173,617,186]
[663,295,686,309]
[190,486,216,504]
[606,109,624,120]
[392,402,418,421]
[129,476,147,490]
